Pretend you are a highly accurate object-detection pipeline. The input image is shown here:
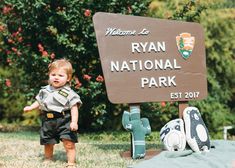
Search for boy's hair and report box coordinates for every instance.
[48,58,73,81]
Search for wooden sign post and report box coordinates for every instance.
[179,101,189,118]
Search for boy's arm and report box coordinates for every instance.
[24,101,40,112]
[70,104,79,131]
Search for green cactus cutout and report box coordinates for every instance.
[122,105,151,159]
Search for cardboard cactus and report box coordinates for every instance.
[122,105,151,159]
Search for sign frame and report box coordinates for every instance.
[93,12,207,104]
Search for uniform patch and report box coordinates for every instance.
[58,90,69,97]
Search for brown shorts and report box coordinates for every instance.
[40,112,78,145]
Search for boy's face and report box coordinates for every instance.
[49,68,69,88]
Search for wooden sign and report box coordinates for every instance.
[93,12,207,104]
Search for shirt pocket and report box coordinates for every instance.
[53,92,68,106]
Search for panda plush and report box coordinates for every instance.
[160,118,186,151]
[183,107,210,152]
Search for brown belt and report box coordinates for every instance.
[43,110,70,119]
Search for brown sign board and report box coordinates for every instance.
[93,12,207,104]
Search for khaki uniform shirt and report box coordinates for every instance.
[36,85,82,113]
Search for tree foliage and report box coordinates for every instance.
[0,0,234,135]
[148,0,235,134]
[0,0,150,131]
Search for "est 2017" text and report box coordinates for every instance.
[170,91,200,100]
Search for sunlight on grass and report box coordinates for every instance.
[0,131,161,168]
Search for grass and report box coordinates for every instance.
[0,131,161,168]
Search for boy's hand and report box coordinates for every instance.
[70,122,78,131]
[23,106,32,112]
[23,101,39,112]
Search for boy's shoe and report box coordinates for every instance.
[42,158,54,164]
[65,163,77,168]
[183,107,210,152]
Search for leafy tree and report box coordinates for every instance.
[1,0,234,135]
[198,2,235,133]
[0,0,150,131]
[0,67,27,122]
[147,0,235,135]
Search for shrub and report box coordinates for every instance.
[0,66,27,122]
[0,0,150,130]
[148,0,235,134]
[0,0,234,133]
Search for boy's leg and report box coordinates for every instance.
[44,144,54,160]
[62,139,76,164]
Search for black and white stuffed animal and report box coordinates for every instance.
[183,107,210,152]
[160,119,186,151]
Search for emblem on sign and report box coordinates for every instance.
[176,33,195,59]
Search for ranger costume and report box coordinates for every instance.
[36,84,82,145]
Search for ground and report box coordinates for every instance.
[0,131,159,168]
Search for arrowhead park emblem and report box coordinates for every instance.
[176,33,195,59]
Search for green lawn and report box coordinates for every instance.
[0,131,161,168]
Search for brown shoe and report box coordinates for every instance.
[65,163,77,168]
